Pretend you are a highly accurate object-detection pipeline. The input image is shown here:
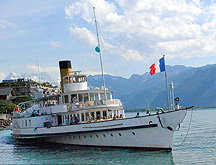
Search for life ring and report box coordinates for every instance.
[174,97,180,103]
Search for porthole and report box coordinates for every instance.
[96,135,99,138]
[119,133,122,136]
[90,135,92,138]
[132,132,135,135]
[79,136,81,139]
[149,121,153,124]
[73,136,75,139]
[84,135,86,138]
[110,134,113,137]
[103,134,106,137]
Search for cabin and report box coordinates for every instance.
[0,88,15,100]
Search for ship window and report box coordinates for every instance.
[100,93,105,100]
[90,135,92,138]
[96,111,100,120]
[64,95,69,104]
[84,135,86,138]
[81,113,84,121]
[103,111,107,119]
[78,94,83,102]
[84,93,88,102]
[90,93,94,101]
[85,112,89,121]
[110,134,113,137]
[64,77,69,83]
[91,112,94,120]
[58,115,62,125]
[71,94,77,102]
[119,133,122,136]
[29,120,31,127]
[103,134,106,137]
[96,135,99,138]
[132,132,135,135]
[95,93,99,100]
[25,120,27,127]
[107,93,111,99]
[76,114,79,121]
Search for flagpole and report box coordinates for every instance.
[163,55,170,110]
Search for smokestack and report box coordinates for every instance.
[59,60,72,93]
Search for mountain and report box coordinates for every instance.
[88,64,216,109]
[3,72,59,86]
[3,64,216,109]
[4,72,22,80]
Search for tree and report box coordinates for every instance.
[12,96,32,105]
[5,103,16,114]
[0,100,6,114]
[0,100,16,114]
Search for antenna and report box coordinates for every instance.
[93,7,107,101]
[36,55,41,87]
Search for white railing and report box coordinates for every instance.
[67,99,122,111]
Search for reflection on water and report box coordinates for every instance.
[1,109,216,164]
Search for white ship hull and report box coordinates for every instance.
[12,109,187,151]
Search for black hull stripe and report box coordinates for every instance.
[63,143,172,151]
[12,124,158,138]
[15,141,172,151]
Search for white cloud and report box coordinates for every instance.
[50,41,61,47]
[0,19,17,28]
[0,24,5,29]
[69,26,96,46]
[65,0,216,62]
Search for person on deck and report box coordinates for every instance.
[65,117,69,125]
[75,116,79,124]
[70,117,75,124]
[135,113,140,117]
[87,113,92,123]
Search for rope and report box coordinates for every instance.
[173,107,194,147]
[157,115,166,129]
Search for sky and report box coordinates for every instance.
[1,0,216,82]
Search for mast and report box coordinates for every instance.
[37,55,41,87]
[93,7,107,101]
[163,55,170,110]
[170,81,174,110]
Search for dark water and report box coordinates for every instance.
[0,109,215,164]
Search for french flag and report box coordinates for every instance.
[149,57,165,75]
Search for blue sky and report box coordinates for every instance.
[1,0,216,82]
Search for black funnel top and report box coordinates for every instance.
[59,61,72,69]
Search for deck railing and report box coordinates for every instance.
[68,99,122,111]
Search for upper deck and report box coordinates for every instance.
[63,71,88,93]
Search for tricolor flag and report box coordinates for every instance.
[15,105,19,112]
[149,57,165,75]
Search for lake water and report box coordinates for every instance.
[0,109,215,164]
